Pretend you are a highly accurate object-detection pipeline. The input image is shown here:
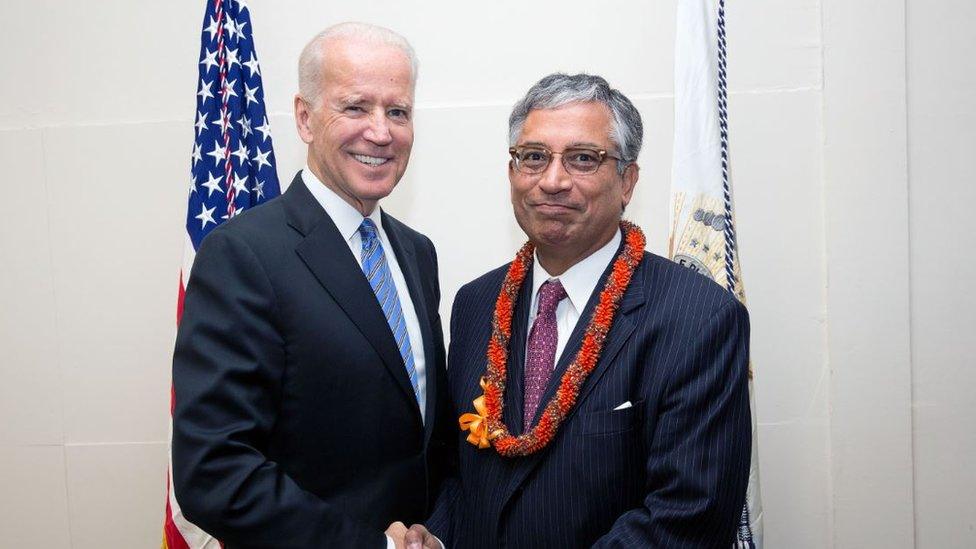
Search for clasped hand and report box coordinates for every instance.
[385,521,440,549]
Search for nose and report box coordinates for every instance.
[363,110,393,146]
[537,155,573,194]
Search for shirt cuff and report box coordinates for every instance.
[386,534,396,549]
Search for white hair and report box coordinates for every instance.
[298,22,418,107]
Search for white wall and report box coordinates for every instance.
[907,0,976,546]
[0,1,971,547]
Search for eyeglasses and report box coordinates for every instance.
[509,146,622,175]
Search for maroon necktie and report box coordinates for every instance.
[523,279,568,430]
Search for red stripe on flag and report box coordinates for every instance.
[163,472,192,549]
[177,273,187,325]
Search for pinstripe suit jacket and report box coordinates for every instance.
[428,245,751,548]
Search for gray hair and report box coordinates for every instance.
[298,22,418,108]
[509,73,643,175]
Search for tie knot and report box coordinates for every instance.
[359,218,379,245]
[537,279,567,315]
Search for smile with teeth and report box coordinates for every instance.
[352,153,390,167]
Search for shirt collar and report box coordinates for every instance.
[531,228,622,313]
[301,166,383,242]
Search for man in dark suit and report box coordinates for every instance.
[172,23,452,548]
[413,74,751,548]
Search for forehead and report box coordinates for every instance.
[320,38,414,102]
[519,102,613,147]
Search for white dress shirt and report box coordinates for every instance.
[527,229,622,364]
[301,168,427,422]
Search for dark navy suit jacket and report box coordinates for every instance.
[429,241,751,548]
[172,174,454,548]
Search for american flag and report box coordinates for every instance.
[164,0,279,547]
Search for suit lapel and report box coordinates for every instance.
[504,271,533,436]
[284,175,421,420]
[570,263,645,409]
[499,251,648,509]
[381,212,436,440]
[527,252,647,426]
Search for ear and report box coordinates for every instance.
[294,95,314,144]
[620,163,639,209]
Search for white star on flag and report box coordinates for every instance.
[224,17,238,41]
[191,142,203,167]
[253,179,265,200]
[226,47,241,69]
[207,140,228,165]
[239,114,252,138]
[252,147,272,170]
[218,110,231,134]
[233,173,250,194]
[244,83,260,107]
[203,16,220,42]
[221,79,238,100]
[195,203,216,228]
[200,48,219,73]
[197,79,214,102]
[195,111,209,136]
[232,142,250,164]
[243,53,260,77]
[201,172,223,197]
[256,117,272,143]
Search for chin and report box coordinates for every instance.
[531,224,573,247]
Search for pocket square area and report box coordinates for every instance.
[613,400,632,411]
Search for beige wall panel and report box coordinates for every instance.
[65,442,168,549]
[0,446,71,548]
[0,129,64,446]
[730,90,826,424]
[45,122,186,444]
[725,0,822,93]
[907,0,976,546]
[5,0,200,127]
[822,0,915,546]
[757,421,830,548]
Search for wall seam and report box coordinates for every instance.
[816,0,836,547]
[903,0,920,544]
[39,127,75,548]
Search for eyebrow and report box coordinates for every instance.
[338,94,365,105]
[567,141,605,149]
[517,141,606,149]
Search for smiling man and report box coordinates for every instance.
[172,23,453,548]
[417,73,753,548]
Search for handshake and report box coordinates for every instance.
[385,521,441,549]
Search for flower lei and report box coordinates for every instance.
[459,221,646,457]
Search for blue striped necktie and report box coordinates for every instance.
[358,218,420,404]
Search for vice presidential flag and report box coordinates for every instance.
[164,0,280,547]
[669,1,763,547]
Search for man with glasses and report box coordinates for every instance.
[408,73,752,547]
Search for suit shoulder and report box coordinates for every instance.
[455,263,510,304]
[641,252,743,317]
[382,211,434,249]
[205,194,287,241]
[197,195,290,262]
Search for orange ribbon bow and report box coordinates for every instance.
[459,379,499,449]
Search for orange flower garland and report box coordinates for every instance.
[459,221,646,457]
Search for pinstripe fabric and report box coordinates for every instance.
[359,219,420,402]
[429,243,751,548]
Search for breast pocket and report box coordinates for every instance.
[577,400,644,436]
